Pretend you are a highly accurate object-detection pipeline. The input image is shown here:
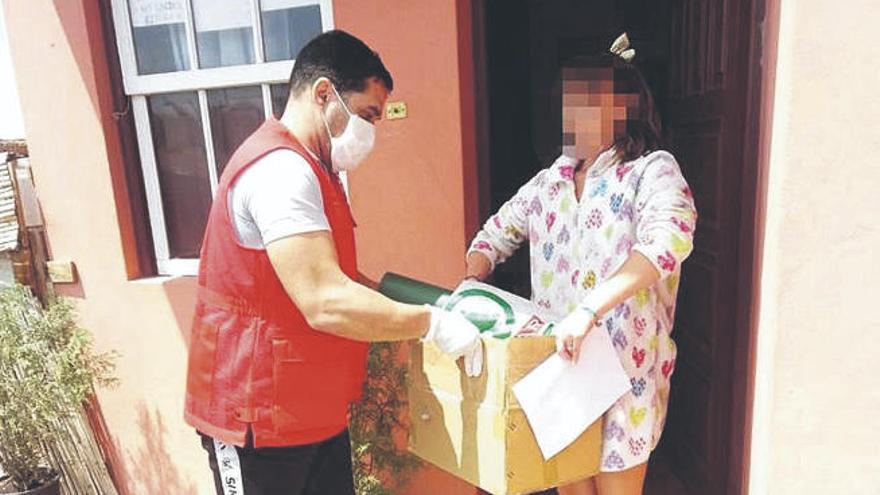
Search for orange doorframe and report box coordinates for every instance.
[456,0,484,244]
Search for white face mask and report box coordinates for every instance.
[321,84,376,172]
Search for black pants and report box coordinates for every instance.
[199,430,355,495]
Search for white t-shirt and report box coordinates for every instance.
[229,149,329,249]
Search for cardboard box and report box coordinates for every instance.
[408,336,603,494]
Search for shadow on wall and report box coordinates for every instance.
[162,276,199,348]
[112,402,198,495]
[84,395,127,494]
[51,0,110,126]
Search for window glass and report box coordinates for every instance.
[192,0,255,69]
[147,92,212,258]
[207,86,265,175]
[129,0,191,74]
[261,1,322,62]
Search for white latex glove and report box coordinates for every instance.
[462,334,483,378]
[553,307,599,363]
[423,305,483,377]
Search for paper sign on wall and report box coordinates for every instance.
[129,0,186,28]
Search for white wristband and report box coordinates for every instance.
[577,304,601,322]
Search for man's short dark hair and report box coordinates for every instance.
[289,30,393,96]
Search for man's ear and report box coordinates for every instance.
[311,77,333,106]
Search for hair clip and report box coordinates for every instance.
[610,32,636,62]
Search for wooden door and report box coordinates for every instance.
[659,0,765,493]
[471,1,770,493]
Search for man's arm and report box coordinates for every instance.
[266,231,430,342]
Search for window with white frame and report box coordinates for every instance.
[110,0,333,276]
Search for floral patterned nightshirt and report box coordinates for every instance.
[468,149,697,471]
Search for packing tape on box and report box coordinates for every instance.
[543,457,560,485]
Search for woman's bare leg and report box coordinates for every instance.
[594,462,648,495]
[557,476,599,495]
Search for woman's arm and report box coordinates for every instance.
[465,172,544,280]
[587,152,697,314]
[581,251,661,318]
[629,151,697,285]
[465,251,493,281]
[557,152,697,361]
[556,252,661,361]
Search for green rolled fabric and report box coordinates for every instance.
[378,273,452,307]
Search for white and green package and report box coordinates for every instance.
[443,281,555,339]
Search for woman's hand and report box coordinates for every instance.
[552,252,660,363]
[554,307,599,363]
[464,251,493,282]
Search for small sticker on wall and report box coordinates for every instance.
[385,101,408,120]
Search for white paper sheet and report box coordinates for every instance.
[512,327,631,460]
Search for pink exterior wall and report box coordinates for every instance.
[748,0,880,493]
[3,2,203,491]
[337,1,478,493]
[341,0,478,289]
[3,0,477,494]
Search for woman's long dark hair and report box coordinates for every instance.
[562,53,663,164]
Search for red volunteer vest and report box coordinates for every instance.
[184,118,368,448]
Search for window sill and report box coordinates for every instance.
[156,258,199,277]
[129,274,195,286]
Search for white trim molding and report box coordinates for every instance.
[109,0,330,276]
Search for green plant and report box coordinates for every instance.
[0,285,117,492]
[350,342,420,495]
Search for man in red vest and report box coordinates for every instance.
[184,30,482,495]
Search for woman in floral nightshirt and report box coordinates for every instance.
[465,36,697,495]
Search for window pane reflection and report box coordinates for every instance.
[192,0,255,69]
[129,0,191,74]
[147,92,212,258]
[207,86,265,175]
[270,83,290,118]
[261,1,322,62]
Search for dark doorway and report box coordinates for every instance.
[473,0,769,493]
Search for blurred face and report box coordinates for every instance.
[562,67,639,160]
